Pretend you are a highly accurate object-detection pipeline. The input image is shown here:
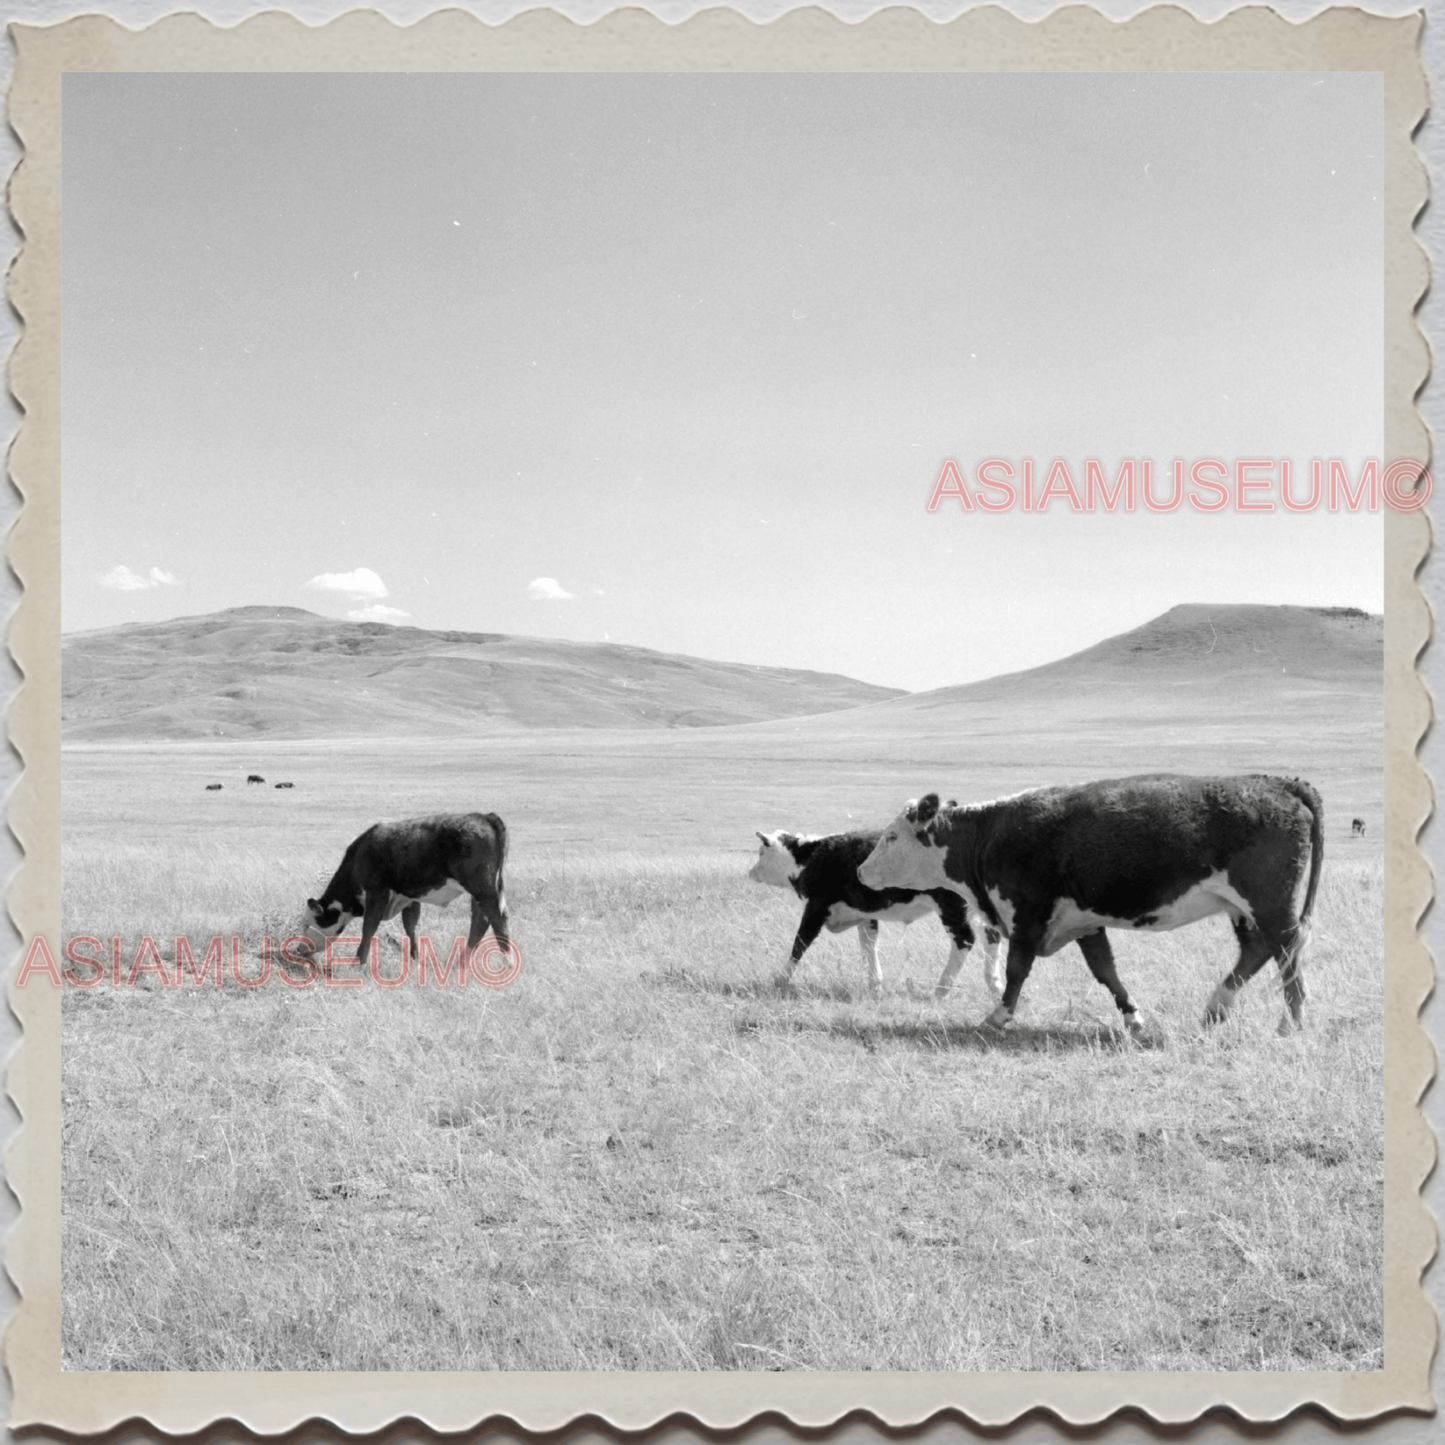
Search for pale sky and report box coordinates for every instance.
[63,72,1384,692]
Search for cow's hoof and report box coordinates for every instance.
[983,1004,1013,1031]
[1125,1013,1163,1046]
[1277,1012,1304,1037]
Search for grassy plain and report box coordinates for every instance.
[60,723,1383,1371]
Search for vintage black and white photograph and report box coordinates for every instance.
[55,65,1388,1376]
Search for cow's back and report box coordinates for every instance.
[352,812,505,896]
[796,830,932,912]
[978,773,1316,916]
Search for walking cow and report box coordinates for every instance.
[858,774,1323,1038]
[300,812,511,970]
[750,828,1003,997]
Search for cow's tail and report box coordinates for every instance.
[1281,777,1325,939]
[485,812,509,892]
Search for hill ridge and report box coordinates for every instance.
[61,601,1382,744]
[61,608,905,741]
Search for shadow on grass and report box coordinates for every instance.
[642,966,866,1003]
[645,966,1157,1051]
[735,1011,1143,1054]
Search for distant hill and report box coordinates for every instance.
[753,603,1381,774]
[720,603,1383,830]
[880,602,1381,717]
[60,607,904,742]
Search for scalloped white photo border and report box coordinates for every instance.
[4,5,1432,1433]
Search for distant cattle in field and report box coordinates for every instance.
[275,782,295,789]
[300,812,511,969]
[859,774,1323,1037]
[247,774,265,785]
[1351,817,1366,837]
[205,783,223,791]
[749,828,1004,998]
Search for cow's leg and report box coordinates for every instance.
[1202,916,1276,1027]
[1076,930,1147,1039]
[778,901,828,991]
[856,920,883,994]
[1254,905,1310,1034]
[1274,927,1309,1034]
[984,933,1039,1029]
[351,891,389,979]
[468,890,512,957]
[981,927,1006,999]
[932,893,974,998]
[400,901,422,962]
[933,940,969,998]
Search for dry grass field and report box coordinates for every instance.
[60,721,1382,1372]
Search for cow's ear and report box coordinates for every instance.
[755,831,769,844]
[306,898,320,913]
[916,793,940,825]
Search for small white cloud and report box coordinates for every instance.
[100,565,181,591]
[527,577,574,601]
[347,604,410,624]
[304,567,389,600]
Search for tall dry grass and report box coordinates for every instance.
[61,833,1383,1372]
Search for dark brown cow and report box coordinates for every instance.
[301,812,510,969]
[859,774,1322,1037]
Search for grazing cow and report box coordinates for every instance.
[858,774,1323,1037]
[247,774,265,785]
[300,812,511,968]
[205,783,223,791]
[749,829,1003,997]
[1352,817,1366,837]
[275,782,295,789]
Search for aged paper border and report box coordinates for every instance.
[4,4,1433,1434]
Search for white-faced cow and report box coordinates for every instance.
[205,783,222,791]
[1351,817,1366,837]
[749,829,1004,997]
[301,812,511,969]
[858,774,1323,1038]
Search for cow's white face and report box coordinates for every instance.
[748,832,800,889]
[296,897,351,955]
[858,798,948,891]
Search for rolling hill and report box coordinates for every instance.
[61,602,1382,759]
[794,603,1380,729]
[60,607,905,742]
[61,601,1384,845]
[740,603,1382,809]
